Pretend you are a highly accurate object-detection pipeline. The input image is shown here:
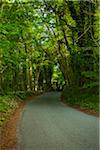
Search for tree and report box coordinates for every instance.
[0,0,99,95]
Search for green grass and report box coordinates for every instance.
[61,86,99,111]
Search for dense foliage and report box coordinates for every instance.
[0,0,99,111]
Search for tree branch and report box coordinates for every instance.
[75,26,91,43]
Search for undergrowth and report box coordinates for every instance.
[0,91,33,125]
[61,86,99,111]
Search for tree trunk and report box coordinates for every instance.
[30,61,33,91]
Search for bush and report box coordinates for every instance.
[0,95,21,112]
[15,91,33,100]
[0,95,21,125]
[61,86,99,111]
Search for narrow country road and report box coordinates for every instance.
[17,92,99,150]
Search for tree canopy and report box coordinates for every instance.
[0,0,99,95]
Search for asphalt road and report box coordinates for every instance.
[17,92,99,150]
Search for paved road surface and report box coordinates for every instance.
[17,92,99,150]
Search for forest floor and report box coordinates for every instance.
[0,91,99,150]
